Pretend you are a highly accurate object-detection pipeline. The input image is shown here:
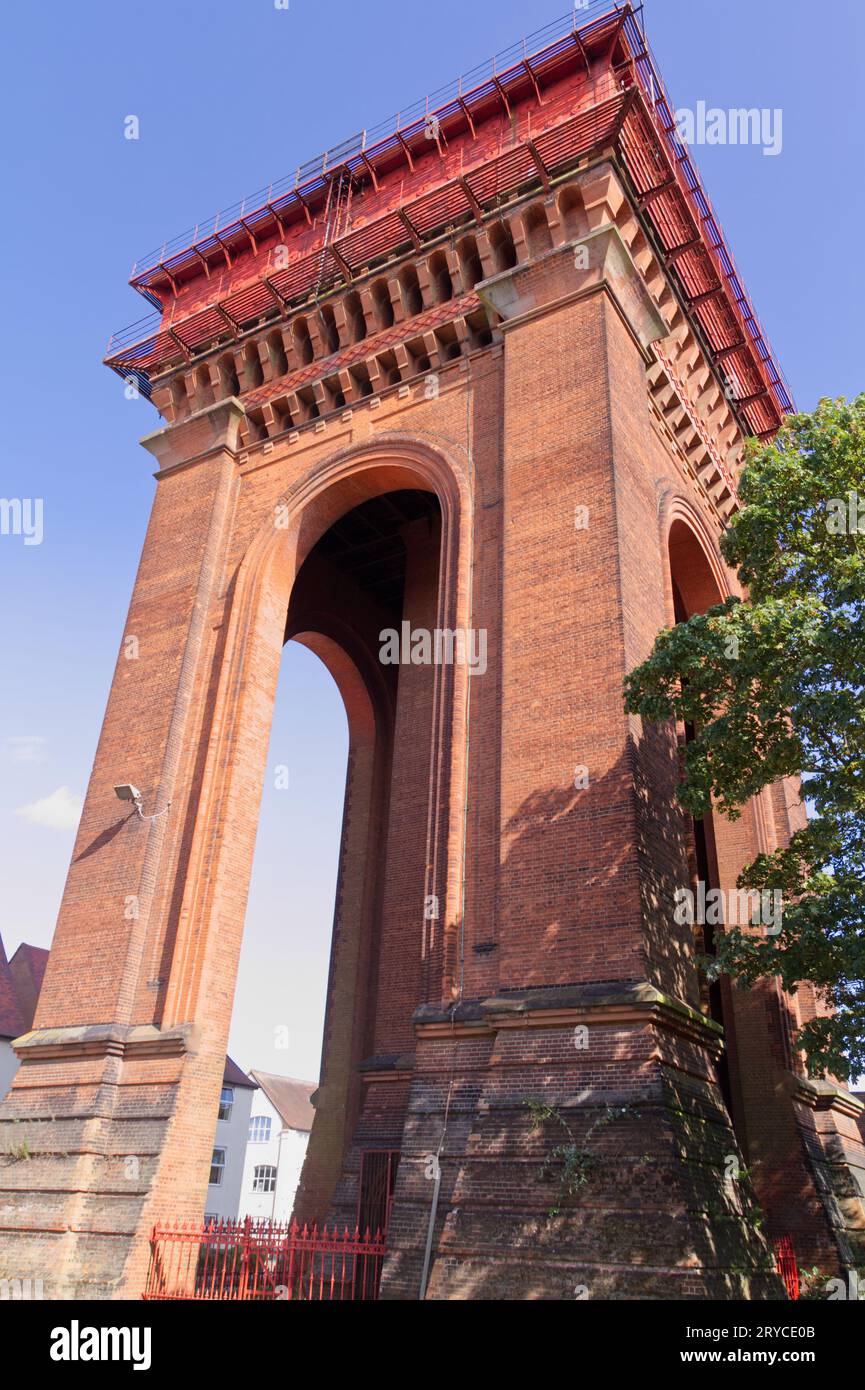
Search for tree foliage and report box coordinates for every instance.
[624,395,865,1080]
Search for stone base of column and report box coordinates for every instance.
[379,984,787,1301]
[0,1024,190,1300]
[787,1075,865,1271]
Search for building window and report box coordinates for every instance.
[252,1164,277,1193]
[248,1115,272,1144]
[209,1148,226,1186]
[218,1085,234,1122]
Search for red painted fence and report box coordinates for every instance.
[144,1217,798,1301]
[774,1236,800,1300]
[143,1217,387,1301]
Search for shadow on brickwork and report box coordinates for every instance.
[374,752,788,1300]
[496,744,699,1004]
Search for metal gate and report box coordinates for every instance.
[358,1149,400,1240]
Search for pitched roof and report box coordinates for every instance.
[0,935,25,1041]
[223,1055,257,1090]
[8,943,49,1031]
[249,1071,316,1132]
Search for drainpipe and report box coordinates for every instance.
[418,1077,454,1301]
[271,1127,287,1222]
[419,356,475,1300]
[418,1156,442,1299]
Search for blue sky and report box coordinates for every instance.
[1,0,863,1082]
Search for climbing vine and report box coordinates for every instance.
[524,1100,635,1218]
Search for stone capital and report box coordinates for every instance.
[140,396,246,473]
[476,225,668,355]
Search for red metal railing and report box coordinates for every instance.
[774,1236,800,1300]
[127,0,629,282]
[143,1217,387,1301]
[105,1,791,441]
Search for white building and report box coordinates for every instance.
[238,1071,315,1223]
[204,1057,258,1223]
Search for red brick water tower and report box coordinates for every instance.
[1,3,862,1298]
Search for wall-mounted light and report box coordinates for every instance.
[114,783,142,808]
[114,783,170,822]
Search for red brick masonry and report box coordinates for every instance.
[2,11,862,1299]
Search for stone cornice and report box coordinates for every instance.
[413,981,723,1052]
[13,1023,192,1063]
[119,163,752,502]
[788,1072,865,1120]
[358,1052,416,1084]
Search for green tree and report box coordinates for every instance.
[623,395,865,1080]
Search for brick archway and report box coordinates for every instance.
[0,422,477,1299]
[160,436,473,1035]
[145,437,475,1291]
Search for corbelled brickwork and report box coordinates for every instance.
[2,10,863,1299]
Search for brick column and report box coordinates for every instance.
[381,228,785,1300]
[0,399,244,1298]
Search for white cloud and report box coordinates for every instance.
[4,736,47,764]
[16,785,82,831]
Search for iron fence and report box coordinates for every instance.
[143,1217,387,1301]
[774,1235,800,1300]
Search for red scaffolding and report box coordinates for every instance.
[106,2,792,441]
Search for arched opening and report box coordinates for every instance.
[266,330,288,379]
[218,352,240,398]
[170,374,190,419]
[195,365,215,407]
[523,202,553,257]
[343,291,367,345]
[229,643,348,1079]
[558,184,587,240]
[323,375,346,411]
[243,342,264,390]
[488,218,517,272]
[667,517,744,1141]
[397,264,424,318]
[226,484,444,1228]
[370,278,395,330]
[375,349,403,388]
[318,304,340,354]
[427,250,453,304]
[456,234,484,289]
[293,317,315,366]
